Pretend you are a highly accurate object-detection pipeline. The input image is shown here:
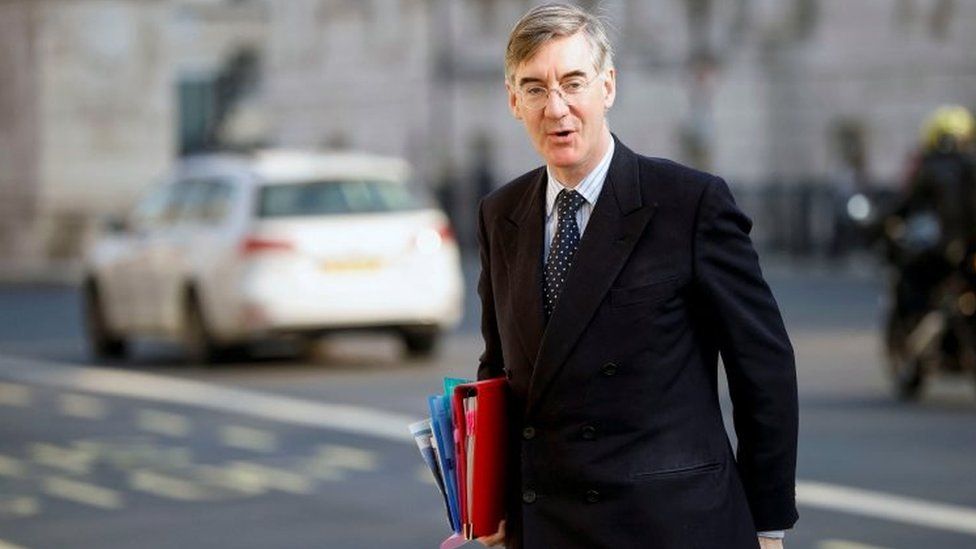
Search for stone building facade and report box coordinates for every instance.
[1,0,975,271]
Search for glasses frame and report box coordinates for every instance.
[516,71,606,111]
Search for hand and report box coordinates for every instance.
[476,519,506,547]
[758,536,783,549]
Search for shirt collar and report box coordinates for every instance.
[545,137,615,218]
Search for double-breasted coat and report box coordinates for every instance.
[475,137,799,549]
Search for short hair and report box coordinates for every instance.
[505,3,614,85]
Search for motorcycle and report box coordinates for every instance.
[880,211,976,400]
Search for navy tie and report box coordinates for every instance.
[544,189,586,319]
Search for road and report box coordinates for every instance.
[0,255,974,549]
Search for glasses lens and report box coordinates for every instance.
[520,77,592,110]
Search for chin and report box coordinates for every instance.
[542,147,582,169]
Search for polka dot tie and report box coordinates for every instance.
[544,189,587,319]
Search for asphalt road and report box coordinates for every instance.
[0,254,974,549]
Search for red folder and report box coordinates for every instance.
[451,377,509,539]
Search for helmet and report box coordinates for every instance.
[921,105,975,152]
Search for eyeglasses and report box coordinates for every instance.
[517,73,603,111]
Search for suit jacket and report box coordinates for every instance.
[476,137,798,549]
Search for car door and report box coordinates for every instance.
[140,178,199,335]
[149,177,233,337]
[116,181,182,334]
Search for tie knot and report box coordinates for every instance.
[557,189,586,216]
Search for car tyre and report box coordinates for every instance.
[183,293,221,365]
[83,281,127,360]
[401,327,440,359]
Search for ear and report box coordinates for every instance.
[602,67,616,110]
[506,81,522,120]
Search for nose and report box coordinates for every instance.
[543,89,570,119]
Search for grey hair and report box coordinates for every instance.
[505,3,614,85]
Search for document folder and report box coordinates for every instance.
[451,377,509,539]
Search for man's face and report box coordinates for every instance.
[507,32,616,183]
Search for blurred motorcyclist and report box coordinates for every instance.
[882,105,976,398]
[887,106,976,311]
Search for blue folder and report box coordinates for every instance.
[429,394,461,533]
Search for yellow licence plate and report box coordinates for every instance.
[321,258,384,272]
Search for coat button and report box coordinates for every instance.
[522,426,536,440]
[522,489,537,504]
[585,489,601,504]
[600,362,618,376]
[581,425,597,440]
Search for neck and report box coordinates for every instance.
[549,127,612,187]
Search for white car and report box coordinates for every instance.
[83,150,464,363]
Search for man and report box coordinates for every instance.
[474,4,798,549]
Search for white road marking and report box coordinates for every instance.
[0,382,30,407]
[41,476,122,509]
[136,409,191,437]
[58,393,107,420]
[818,541,891,549]
[29,443,93,475]
[3,353,976,536]
[798,481,976,536]
[0,454,26,478]
[0,354,414,442]
[219,425,278,453]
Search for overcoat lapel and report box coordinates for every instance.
[526,140,657,417]
[502,168,547,368]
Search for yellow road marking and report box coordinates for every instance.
[0,382,30,407]
[195,464,267,496]
[58,393,107,420]
[314,444,378,471]
[29,443,93,474]
[41,476,122,509]
[219,425,278,453]
[0,496,40,518]
[136,409,191,437]
[0,539,28,549]
[0,454,26,478]
[225,461,312,495]
[128,469,216,501]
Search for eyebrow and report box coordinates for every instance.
[517,69,589,87]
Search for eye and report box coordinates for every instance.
[523,86,547,97]
[562,78,587,93]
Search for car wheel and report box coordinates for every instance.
[401,327,440,359]
[183,294,221,365]
[885,313,924,400]
[83,282,127,360]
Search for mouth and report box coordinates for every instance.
[549,130,575,138]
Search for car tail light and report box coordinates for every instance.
[240,236,294,256]
[436,223,455,243]
[413,223,454,254]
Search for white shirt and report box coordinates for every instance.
[543,138,615,259]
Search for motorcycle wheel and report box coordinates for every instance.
[885,312,925,400]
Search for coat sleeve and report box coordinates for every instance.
[692,177,799,531]
[477,199,505,381]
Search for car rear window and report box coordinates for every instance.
[257,179,424,217]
